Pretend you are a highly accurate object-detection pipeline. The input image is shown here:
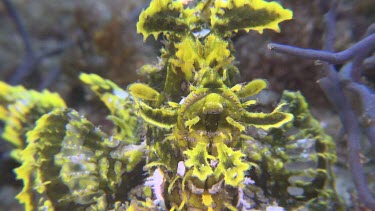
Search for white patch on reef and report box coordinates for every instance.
[193,29,211,38]
[180,0,194,5]
[236,177,257,209]
[237,187,252,210]
[208,179,223,194]
[113,89,129,99]
[69,154,86,164]
[179,97,186,105]
[243,177,255,185]
[145,168,166,209]
[266,205,285,211]
[177,161,185,176]
[210,159,218,168]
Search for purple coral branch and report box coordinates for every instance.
[350,25,375,82]
[346,83,375,149]
[2,0,76,87]
[2,0,33,55]
[2,0,36,85]
[322,0,337,52]
[318,68,375,209]
[364,55,375,70]
[268,1,375,209]
[267,33,375,65]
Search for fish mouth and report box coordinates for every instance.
[203,102,224,114]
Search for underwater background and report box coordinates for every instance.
[0,0,374,210]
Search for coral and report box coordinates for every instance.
[0,0,343,210]
[269,1,375,208]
